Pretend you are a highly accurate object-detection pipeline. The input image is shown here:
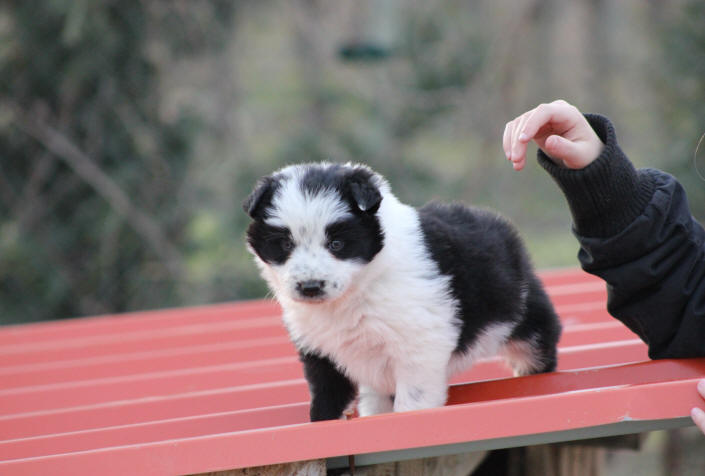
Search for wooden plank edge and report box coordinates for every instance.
[326,417,692,470]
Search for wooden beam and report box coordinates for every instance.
[192,459,325,476]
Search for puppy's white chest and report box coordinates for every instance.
[286,308,400,393]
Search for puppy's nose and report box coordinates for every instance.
[296,280,325,298]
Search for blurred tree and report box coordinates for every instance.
[280,0,489,203]
[2,0,698,324]
[0,1,234,323]
[655,0,705,221]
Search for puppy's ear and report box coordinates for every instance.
[348,171,382,214]
[243,176,279,219]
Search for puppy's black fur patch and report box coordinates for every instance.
[326,218,383,262]
[419,202,560,371]
[247,223,294,265]
[243,175,281,219]
[300,164,383,214]
[299,352,356,422]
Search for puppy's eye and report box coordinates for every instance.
[328,240,344,252]
[281,238,294,251]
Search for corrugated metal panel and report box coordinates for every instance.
[0,268,703,475]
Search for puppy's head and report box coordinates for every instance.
[244,163,386,304]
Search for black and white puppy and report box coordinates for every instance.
[244,163,561,421]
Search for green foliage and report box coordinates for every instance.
[1,1,703,325]
[656,0,705,221]
[0,1,234,323]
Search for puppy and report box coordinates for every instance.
[244,163,561,421]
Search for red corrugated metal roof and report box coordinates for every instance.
[1,268,703,475]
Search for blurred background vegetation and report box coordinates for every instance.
[1,0,704,325]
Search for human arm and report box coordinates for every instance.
[504,100,705,359]
[693,380,705,434]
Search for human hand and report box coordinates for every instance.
[503,99,605,171]
[692,379,705,434]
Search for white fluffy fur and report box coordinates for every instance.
[251,164,527,415]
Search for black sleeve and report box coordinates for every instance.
[537,114,705,359]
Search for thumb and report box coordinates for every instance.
[542,135,589,169]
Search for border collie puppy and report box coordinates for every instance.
[244,163,561,421]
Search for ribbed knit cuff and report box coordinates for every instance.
[537,114,656,238]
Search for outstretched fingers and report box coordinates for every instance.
[503,100,579,171]
[504,111,534,171]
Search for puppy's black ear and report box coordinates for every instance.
[243,176,279,219]
[348,170,382,214]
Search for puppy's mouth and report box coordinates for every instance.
[291,295,328,304]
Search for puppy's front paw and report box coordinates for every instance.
[358,386,394,416]
[393,379,448,413]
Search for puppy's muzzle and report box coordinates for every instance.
[296,280,326,299]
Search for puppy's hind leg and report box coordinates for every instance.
[501,277,562,376]
[501,336,555,377]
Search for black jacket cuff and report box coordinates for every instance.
[537,114,656,238]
